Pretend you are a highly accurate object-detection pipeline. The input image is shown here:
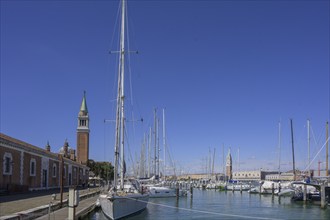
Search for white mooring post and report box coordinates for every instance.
[321,184,326,209]
[68,188,79,220]
[303,185,307,202]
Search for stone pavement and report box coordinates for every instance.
[35,194,99,220]
[0,187,101,219]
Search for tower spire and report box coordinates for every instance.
[80,90,88,114]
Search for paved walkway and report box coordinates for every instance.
[35,194,99,220]
[0,187,101,219]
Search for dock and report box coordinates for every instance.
[35,194,99,220]
[0,187,100,220]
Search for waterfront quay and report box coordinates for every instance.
[0,187,100,220]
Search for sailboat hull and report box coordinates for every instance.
[100,193,149,220]
[147,186,177,198]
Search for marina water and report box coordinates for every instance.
[84,189,329,219]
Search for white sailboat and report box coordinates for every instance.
[147,184,177,198]
[99,0,149,219]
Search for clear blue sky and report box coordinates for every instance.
[1,0,329,175]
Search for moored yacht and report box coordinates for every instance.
[99,0,149,219]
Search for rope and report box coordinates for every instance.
[303,136,330,172]
[122,196,282,220]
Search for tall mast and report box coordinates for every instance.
[290,119,296,181]
[212,148,215,177]
[326,121,329,176]
[162,109,166,181]
[222,144,225,181]
[278,120,281,176]
[139,133,146,178]
[113,0,126,189]
[307,119,310,177]
[157,118,160,178]
[148,126,151,178]
[154,108,157,177]
[208,148,211,178]
[119,0,126,190]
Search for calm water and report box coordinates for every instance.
[85,189,330,220]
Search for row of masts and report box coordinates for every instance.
[199,119,329,179]
[202,119,328,180]
[137,108,171,180]
[136,118,328,180]
[283,119,329,181]
[304,120,329,178]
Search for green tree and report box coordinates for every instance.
[87,159,114,181]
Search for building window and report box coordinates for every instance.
[53,164,57,177]
[30,158,36,176]
[3,153,13,175]
[80,120,86,126]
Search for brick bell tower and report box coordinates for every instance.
[226,148,232,181]
[77,91,89,165]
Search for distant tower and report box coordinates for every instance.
[45,141,51,152]
[77,91,90,165]
[226,148,232,181]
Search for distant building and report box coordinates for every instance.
[265,170,324,181]
[178,173,210,180]
[233,170,278,181]
[265,172,294,181]
[0,93,90,193]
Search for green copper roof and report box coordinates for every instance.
[80,91,88,113]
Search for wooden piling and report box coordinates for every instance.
[271,183,274,196]
[303,185,307,202]
[278,182,281,194]
[321,184,326,209]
